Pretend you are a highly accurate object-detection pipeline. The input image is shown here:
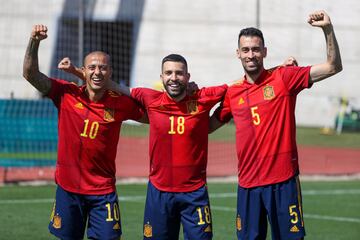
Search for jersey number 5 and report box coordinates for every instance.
[168,116,185,134]
[251,106,261,125]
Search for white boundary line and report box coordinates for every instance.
[1,189,359,224]
[209,189,360,198]
[1,189,359,204]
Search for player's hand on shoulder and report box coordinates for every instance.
[187,81,199,95]
[31,24,48,41]
[58,57,75,73]
[282,56,298,67]
[307,10,331,28]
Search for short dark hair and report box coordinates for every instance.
[84,51,112,67]
[238,27,265,47]
[161,54,188,72]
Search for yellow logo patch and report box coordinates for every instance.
[290,225,300,233]
[52,215,62,229]
[236,215,242,231]
[158,105,166,111]
[113,222,121,230]
[104,108,115,122]
[186,100,199,115]
[74,102,84,109]
[204,225,212,233]
[238,97,245,105]
[144,223,153,237]
[263,85,275,100]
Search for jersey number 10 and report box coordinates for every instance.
[80,119,99,139]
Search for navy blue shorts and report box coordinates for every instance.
[143,181,213,240]
[236,176,305,240]
[49,185,122,240]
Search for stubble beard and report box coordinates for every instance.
[164,82,186,99]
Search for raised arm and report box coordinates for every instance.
[106,80,131,97]
[23,24,51,95]
[58,57,85,80]
[308,10,342,83]
[58,57,132,96]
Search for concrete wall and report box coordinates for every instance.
[132,0,359,127]
[1,0,359,127]
[0,0,65,99]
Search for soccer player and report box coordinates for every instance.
[214,10,342,240]
[61,53,228,239]
[23,24,146,240]
[60,51,299,239]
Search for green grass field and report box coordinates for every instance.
[120,124,360,149]
[0,126,359,239]
[0,180,359,239]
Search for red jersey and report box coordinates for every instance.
[217,66,312,188]
[131,85,227,192]
[47,78,143,195]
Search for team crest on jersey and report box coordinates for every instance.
[290,225,300,233]
[74,102,84,109]
[186,100,199,115]
[104,108,115,122]
[263,85,275,100]
[236,215,242,231]
[52,214,62,229]
[144,223,153,237]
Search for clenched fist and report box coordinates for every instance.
[58,57,75,73]
[282,56,298,67]
[31,24,48,41]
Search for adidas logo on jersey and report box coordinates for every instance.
[290,225,300,233]
[204,225,212,233]
[74,102,84,109]
[113,223,121,230]
[238,97,245,105]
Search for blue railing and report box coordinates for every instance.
[0,99,58,167]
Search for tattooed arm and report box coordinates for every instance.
[308,10,342,83]
[22,24,51,95]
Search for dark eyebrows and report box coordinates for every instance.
[163,69,185,75]
[86,64,109,69]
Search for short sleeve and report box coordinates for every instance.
[200,84,228,99]
[215,90,233,123]
[46,78,69,108]
[280,66,312,95]
[130,87,147,106]
[125,98,145,121]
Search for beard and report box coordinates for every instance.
[244,66,262,75]
[242,59,263,75]
[163,82,187,99]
